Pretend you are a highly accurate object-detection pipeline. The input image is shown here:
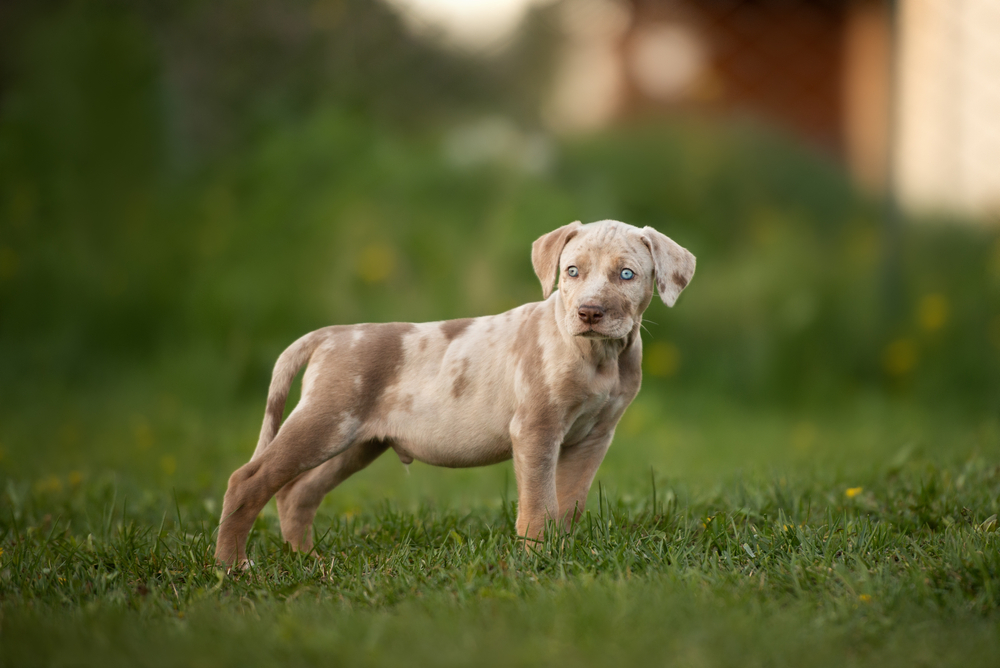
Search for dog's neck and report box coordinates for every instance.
[576,322,638,367]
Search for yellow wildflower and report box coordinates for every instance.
[845,487,863,499]
[883,339,917,375]
[160,455,176,476]
[357,244,396,284]
[918,293,948,331]
[35,475,63,494]
[645,341,680,377]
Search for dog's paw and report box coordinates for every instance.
[225,558,254,574]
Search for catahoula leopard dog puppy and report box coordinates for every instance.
[215,219,695,566]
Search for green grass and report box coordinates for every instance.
[2,387,999,667]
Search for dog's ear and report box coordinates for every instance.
[532,221,583,299]
[641,226,696,307]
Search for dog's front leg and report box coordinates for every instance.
[511,421,561,545]
[555,432,614,530]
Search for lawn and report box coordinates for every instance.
[2,382,999,667]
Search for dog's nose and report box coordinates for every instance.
[578,305,605,325]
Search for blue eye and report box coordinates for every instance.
[620,268,634,280]
[567,266,579,277]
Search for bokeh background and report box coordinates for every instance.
[1,0,999,514]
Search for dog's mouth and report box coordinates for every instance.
[575,323,630,340]
[578,330,609,339]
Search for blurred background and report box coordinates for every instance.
[1,0,998,510]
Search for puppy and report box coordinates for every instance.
[216,219,695,565]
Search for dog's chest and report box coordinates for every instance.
[560,363,626,445]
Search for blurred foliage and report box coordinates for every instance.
[0,0,555,155]
[1,0,999,426]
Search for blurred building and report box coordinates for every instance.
[545,0,1000,221]
[894,0,1000,220]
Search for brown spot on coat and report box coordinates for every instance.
[451,358,471,399]
[349,323,415,421]
[441,318,474,341]
[514,305,563,445]
[602,293,630,322]
[671,271,689,289]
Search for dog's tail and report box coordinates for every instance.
[250,330,326,461]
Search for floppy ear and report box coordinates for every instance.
[641,226,696,307]
[531,221,583,299]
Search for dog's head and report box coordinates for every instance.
[532,220,695,340]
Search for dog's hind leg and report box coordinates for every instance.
[215,408,349,567]
[275,439,390,553]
